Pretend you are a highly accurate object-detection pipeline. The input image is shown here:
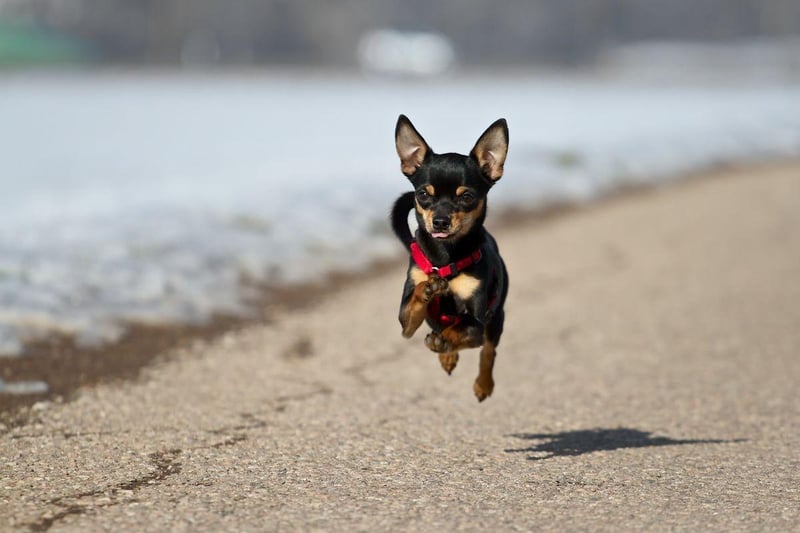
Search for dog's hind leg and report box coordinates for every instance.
[438,352,459,375]
[473,340,496,402]
[473,309,504,402]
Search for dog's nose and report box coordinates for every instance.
[432,216,450,231]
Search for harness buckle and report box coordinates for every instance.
[432,262,458,278]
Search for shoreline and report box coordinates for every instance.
[0,258,398,425]
[1,158,795,425]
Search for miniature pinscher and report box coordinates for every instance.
[390,115,509,401]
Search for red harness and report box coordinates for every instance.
[410,241,483,328]
[410,241,482,279]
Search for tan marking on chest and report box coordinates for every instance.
[410,267,481,301]
[448,273,482,300]
[409,265,428,286]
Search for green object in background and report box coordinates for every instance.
[0,22,91,66]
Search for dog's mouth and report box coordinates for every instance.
[431,232,451,239]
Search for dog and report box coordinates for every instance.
[390,115,509,401]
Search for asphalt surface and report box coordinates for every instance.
[2,164,799,531]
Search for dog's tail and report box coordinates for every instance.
[390,191,415,248]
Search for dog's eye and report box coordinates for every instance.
[416,190,430,202]
[458,192,476,204]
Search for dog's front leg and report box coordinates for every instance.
[399,275,448,338]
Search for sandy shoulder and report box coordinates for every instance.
[3,163,799,531]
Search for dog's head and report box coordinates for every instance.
[395,115,508,242]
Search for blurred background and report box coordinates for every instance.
[1,0,800,71]
[1,1,800,366]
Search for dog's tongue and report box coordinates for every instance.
[432,232,449,239]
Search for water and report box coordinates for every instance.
[1,70,799,356]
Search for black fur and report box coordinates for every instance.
[391,115,510,401]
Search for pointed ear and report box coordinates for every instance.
[470,118,509,182]
[395,115,431,177]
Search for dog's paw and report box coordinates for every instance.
[438,352,459,375]
[422,275,449,302]
[473,376,494,402]
[424,331,452,353]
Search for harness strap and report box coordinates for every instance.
[410,240,499,329]
[410,241,482,279]
[427,296,462,328]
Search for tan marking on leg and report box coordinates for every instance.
[400,275,448,338]
[439,323,483,352]
[438,352,459,375]
[400,282,429,338]
[473,340,496,402]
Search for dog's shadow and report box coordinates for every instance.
[505,428,744,461]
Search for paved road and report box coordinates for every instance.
[2,164,799,531]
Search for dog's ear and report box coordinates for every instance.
[395,115,431,177]
[470,118,508,182]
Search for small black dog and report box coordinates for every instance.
[390,115,509,401]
